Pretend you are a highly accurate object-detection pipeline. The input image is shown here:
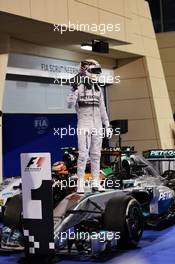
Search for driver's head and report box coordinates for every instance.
[79,59,102,81]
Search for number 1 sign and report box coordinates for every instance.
[21,153,54,257]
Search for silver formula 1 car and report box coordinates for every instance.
[1,152,175,256]
[1,187,143,255]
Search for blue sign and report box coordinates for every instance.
[2,113,77,177]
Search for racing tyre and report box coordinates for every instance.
[103,194,143,248]
[3,194,22,230]
[162,170,175,180]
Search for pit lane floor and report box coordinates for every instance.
[1,227,175,264]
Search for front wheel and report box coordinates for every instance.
[3,194,22,230]
[103,194,143,249]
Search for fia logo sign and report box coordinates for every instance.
[34,117,49,134]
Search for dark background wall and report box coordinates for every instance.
[147,0,175,32]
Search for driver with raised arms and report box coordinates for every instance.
[67,59,112,194]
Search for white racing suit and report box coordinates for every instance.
[67,83,110,191]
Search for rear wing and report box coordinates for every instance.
[143,149,175,161]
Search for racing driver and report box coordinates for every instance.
[67,59,112,194]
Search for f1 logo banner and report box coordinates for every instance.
[21,153,54,256]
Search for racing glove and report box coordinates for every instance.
[105,126,113,139]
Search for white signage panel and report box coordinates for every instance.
[21,153,51,219]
